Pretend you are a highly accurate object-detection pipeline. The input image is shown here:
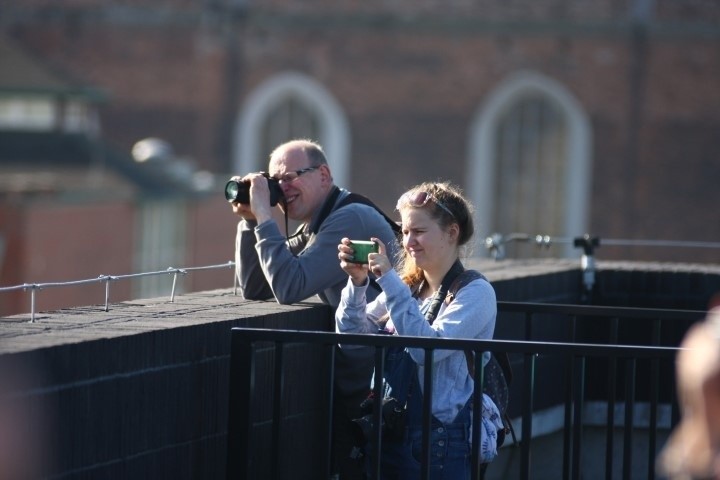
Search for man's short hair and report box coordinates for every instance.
[272,139,328,167]
[305,142,327,167]
[297,139,328,167]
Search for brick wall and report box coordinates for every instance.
[0,194,236,317]
[4,1,720,266]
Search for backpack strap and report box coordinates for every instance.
[337,192,402,239]
[445,270,488,379]
[446,270,513,386]
[310,187,401,238]
[446,270,487,304]
[309,186,342,235]
[310,187,401,293]
[446,269,516,448]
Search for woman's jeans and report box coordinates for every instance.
[366,349,473,480]
[378,416,471,480]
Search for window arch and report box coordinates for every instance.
[468,71,592,258]
[232,72,350,187]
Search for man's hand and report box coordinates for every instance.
[229,175,255,220]
[230,173,274,224]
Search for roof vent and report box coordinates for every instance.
[131,137,174,164]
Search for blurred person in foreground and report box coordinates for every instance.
[336,181,503,479]
[658,305,720,480]
[230,138,400,479]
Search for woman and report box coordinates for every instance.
[335,181,502,479]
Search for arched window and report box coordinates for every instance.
[233,72,350,188]
[260,97,320,162]
[133,200,186,299]
[468,71,592,258]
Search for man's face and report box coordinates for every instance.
[268,147,327,223]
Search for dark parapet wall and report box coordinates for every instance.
[593,261,720,310]
[0,260,718,479]
[0,291,334,480]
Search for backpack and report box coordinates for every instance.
[446,270,515,448]
[313,187,401,293]
[336,192,402,239]
[312,186,402,239]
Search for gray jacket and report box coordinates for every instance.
[235,186,400,393]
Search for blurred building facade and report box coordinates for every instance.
[1,0,719,314]
[0,34,234,315]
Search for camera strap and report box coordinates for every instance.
[381,261,466,411]
[384,259,465,406]
[423,259,465,324]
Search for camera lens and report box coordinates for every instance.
[223,178,265,204]
[224,181,238,201]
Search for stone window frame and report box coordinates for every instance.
[468,70,593,258]
[133,200,187,300]
[232,71,350,188]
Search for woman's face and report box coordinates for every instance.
[400,207,457,273]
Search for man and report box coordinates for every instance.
[231,138,399,479]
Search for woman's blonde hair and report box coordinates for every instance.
[395,181,475,289]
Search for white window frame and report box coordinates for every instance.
[232,72,350,188]
[0,96,56,130]
[133,200,187,299]
[468,71,593,257]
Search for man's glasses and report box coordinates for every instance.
[272,166,319,184]
[396,190,455,219]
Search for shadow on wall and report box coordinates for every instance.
[0,359,53,479]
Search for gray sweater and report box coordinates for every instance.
[235,187,400,393]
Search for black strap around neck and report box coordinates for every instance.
[285,186,339,248]
[309,186,341,235]
[424,259,465,324]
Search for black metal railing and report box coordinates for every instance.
[492,301,703,480]
[226,303,706,480]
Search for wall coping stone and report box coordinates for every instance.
[1,258,718,356]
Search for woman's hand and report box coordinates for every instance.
[339,237,393,286]
[338,237,369,286]
[367,237,392,278]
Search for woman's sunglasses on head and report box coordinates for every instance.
[397,190,455,219]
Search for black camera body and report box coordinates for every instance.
[351,394,407,445]
[224,173,284,206]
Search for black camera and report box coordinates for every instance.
[351,394,407,445]
[224,173,284,206]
